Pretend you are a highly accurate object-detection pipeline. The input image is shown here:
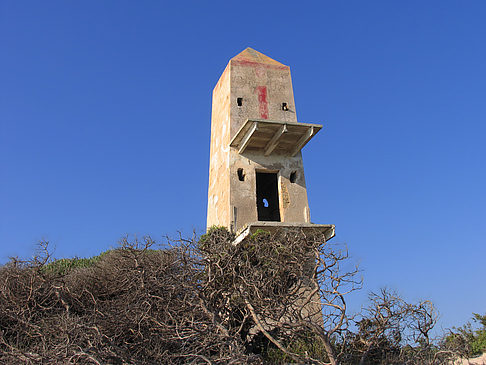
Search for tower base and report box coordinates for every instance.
[232,222,335,246]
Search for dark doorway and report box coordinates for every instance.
[256,172,281,222]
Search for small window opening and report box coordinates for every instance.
[237,168,245,181]
[290,171,297,183]
[237,97,243,107]
[256,172,281,222]
[282,102,288,111]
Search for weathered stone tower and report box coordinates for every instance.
[207,48,334,241]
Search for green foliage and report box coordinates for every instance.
[445,312,486,357]
[43,250,110,275]
[473,313,486,328]
[264,335,328,364]
[471,313,486,355]
[250,228,270,239]
[198,226,232,248]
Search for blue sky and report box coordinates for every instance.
[1,1,485,333]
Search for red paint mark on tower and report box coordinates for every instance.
[232,59,288,70]
[256,86,268,119]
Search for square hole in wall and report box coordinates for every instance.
[256,172,281,222]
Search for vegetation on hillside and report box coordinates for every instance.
[0,229,483,364]
[443,313,486,359]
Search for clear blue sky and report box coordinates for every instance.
[1,1,485,333]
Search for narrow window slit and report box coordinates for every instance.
[237,97,243,106]
[237,168,245,181]
[282,102,288,111]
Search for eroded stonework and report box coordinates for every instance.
[207,48,320,232]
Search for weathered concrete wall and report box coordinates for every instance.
[207,64,231,229]
[229,51,297,139]
[229,152,310,232]
[207,48,311,232]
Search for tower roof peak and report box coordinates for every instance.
[231,47,288,68]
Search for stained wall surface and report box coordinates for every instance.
[207,48,311,232]
[207,64,231,229]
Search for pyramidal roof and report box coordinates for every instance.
[231,47,288,68]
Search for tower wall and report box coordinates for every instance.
[229,59,297,138]
[207,64,232,229]
[229,152,310,232]
[207,49,312,232]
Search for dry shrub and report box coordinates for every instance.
[198,227,359,364]
[0,229,339,364]
[0,236,255,364]
[0,229,450,364]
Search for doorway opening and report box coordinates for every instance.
[256,172,281,222]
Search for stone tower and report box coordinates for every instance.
[207,48,334,241]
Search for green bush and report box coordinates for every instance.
[198,226,232,247]
[445,312,486,357]
[471,313,486,356]
[265,335,329,364]
[43,250,110,275]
